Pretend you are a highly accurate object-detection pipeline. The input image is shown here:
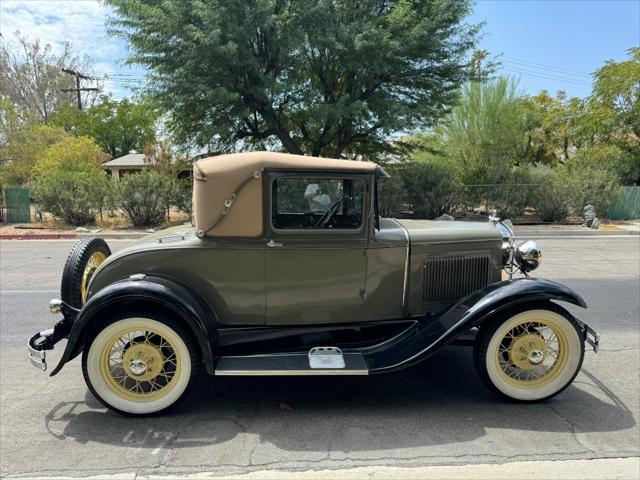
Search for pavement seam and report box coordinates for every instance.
[545,403,596,455]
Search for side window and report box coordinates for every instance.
[272,177,364,230]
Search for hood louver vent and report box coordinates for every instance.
[424,255,491,303]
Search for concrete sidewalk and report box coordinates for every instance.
[514,223,640,237]
[11,457,640,480]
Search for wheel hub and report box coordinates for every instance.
[528,349,545,365]
[509,334,548,370]
[122,343,164,382]
[128,359,148,376]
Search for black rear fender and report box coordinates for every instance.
[366,277,586,373]
[49,276,218,376]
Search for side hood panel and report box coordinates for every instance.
[395,219,503,316]
[397,219,500,245]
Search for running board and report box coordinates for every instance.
[214,352,369,376]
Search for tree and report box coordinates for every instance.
[53,96,158,158]
[588,48,640,184]
[0,123,69,186]
[31,136,109,225]
[468,49,499,82]
[106,0,480,158]
[591,48,640,141]
[518,91,587,166]
[0,32,98,125]
[142,140,193,218]
[31,135,108,179]
[143,140,178,175]
[438,77,526,184]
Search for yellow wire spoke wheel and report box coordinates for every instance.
[81,251,107,303]
[481,308,583,402]
[85,317,194,415]
[100,328,180,402]
[497,321,567,388]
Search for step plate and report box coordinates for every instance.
[215,353,368,376]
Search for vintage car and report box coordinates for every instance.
[28,151,599,415]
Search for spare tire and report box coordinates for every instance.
[61,237,111,308]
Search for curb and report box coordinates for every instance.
[0,232,149,240]
[10,457,639,480]
[515,229,640,237]
[0,233,78,240]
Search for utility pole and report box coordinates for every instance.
[61,68,99,110]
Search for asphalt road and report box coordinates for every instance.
[1,238,639,478]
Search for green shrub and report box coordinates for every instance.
[111,171,173,227]
[529,166,572,223]
[377,172,406,217]
[171,177,193,215]
[480,168,534,220]
[571,144,639,187]
[402,161,462,218]
[561,165,622,218]
[32,171,108,225]
[378,160,461,219]
[457,167,534,220]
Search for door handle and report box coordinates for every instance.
[266,239,283,248]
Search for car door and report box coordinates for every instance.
[265,171,369,325]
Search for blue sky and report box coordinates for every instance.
[0,0,638,99]
[470,0,640,98]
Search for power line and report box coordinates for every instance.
[502,56,592,77]
[503,67,592,87]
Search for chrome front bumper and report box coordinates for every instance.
[27,310,74,372]
[584,324,600,353]
[27,329,54,371]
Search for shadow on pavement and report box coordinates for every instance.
[45,347,635,453]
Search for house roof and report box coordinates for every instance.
[101,153,147,169]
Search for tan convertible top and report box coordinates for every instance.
[192,151,378,238]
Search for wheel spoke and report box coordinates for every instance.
[496,316,570,387]
[103,326,181,399]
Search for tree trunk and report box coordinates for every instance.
[275,127,304,155]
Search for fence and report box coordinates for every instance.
[3,187,31,223]
[607,186,640,220]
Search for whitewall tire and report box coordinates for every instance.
[475,304,584,402]
[82,313,200,415]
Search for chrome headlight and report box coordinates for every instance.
[515,240,542,273]
[496,221,514,265]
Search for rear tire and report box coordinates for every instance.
[82,311,201,416]
[61,237,111,307]
[474,303,584,402]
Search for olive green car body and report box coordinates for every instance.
[87,218,502,327]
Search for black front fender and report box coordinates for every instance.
[366,277,587,373]
[49,276,218,376]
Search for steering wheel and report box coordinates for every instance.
[315,198,344,228]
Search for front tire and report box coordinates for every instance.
[474,303,584,402]
[82,312,201,415]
